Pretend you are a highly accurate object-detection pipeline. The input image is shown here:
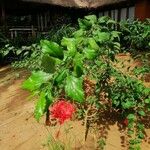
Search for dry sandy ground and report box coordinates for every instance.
[0,57,150,150]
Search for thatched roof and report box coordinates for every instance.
[22,0,128,8]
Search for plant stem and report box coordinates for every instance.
[45,109,51,126]
[84,105,92,142]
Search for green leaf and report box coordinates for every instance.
[34,87,53,122]
[3,50,10,56]
[41,54,56,73]
[23,51,29,57]
[65,75,84,103]
[88,38,99,50]
[83,48,97,60]
[73,29,84,38]
[85,15,97,24]
[55,69,68,84]
[137,123,144,130]
[128,130,134,135]
[73,53,83,77]
[143,88,150,95]
[113,42,120,51]
[22,71,51,91]
[122,101,135,109]
[45,88,53,107]
[98,16,109,24]
[34,92,47,121]
[145,98,150,104]
[107,19,116,25]
[138,110,145,116]
[78,18,92,30]
[111,31,121,40]
[16,49,23,55]
[40,40,64,59]
[98,32,110,42]
[129,139,141,145]
[127,114,136,121]
[61,37,76,57]
[138,132,144,139]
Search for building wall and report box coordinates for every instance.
[135,0,150,20]
[1,0,150,39]
[99,6,135,21]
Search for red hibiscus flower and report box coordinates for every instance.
[49,100,75,124]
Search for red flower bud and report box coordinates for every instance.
[123,118,128,126]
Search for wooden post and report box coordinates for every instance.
[44,13,47,30]
[37,14,40,31]
[1,3,6,26]
[31,25,36,38]
[40,14,43,31]
[10,30,13,39]
[135,0,150,20]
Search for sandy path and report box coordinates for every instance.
[0,67,49,150]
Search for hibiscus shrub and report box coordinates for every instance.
[23,15,150,149]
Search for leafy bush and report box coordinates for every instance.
[46,24,77,44]
[119,19,150,51]
[133,53,150,78]
[0,44,32,65]
[0,31,9,48]
[11,44,41,70]
[22,15,150,149]
[11,24,76,70]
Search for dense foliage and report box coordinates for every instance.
[10,24,76,70]
[120,19,150,51]
[0,31,9,47]
[1,16,149,68]
[11,44,41,70]
[0,44,33,65]
[22,15,150,150]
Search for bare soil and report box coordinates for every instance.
[0,54,150,150]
